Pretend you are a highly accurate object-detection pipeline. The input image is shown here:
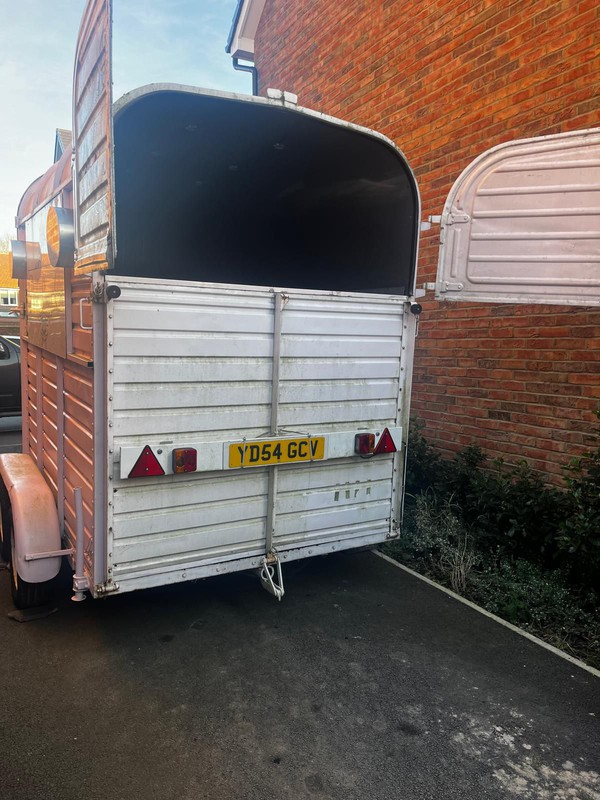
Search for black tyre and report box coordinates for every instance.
[10,521,52,610]
[0,481,11,562]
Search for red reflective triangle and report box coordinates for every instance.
[374,428,397,455]
[128,445,165,478]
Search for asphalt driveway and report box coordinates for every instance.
[0,550,598,800]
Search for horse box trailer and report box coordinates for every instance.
[1,0,598,609]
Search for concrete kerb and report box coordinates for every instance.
[373,549,600,680]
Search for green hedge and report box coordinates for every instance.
[385,415,600,668]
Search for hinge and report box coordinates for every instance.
[444,211,470,225]
[90,281,106,304]
[95,579,119,596]
[441,281,464,292]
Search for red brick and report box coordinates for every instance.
[255,0,600,484]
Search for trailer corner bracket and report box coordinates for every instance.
[260,551,284,601]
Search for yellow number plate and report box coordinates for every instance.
[229,437,325,468]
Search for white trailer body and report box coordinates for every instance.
[1,0,423,604]
[106,279,413,594]
[1,0,598,610]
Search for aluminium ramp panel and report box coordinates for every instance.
[104,278,407,594]
[73,0,115,273]
[436,128,600,306]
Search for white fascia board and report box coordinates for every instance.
[229,0,267,61]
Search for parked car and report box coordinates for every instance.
[0,335,20,417]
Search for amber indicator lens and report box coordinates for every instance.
[354,433,375,455]
[173,448,197,474]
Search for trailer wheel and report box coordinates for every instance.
[0,482,11,562]
[10,517,52,610]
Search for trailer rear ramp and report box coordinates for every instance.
[1,550,598,800]
[107,279,412,595]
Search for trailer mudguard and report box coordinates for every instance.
[0,454,61,584]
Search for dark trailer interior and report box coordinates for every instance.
[113,88,419,295]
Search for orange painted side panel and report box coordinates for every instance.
[62,360,94,582]
[70,273,94,360]
[22,338,95,584]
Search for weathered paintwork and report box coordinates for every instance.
[72,0,113,274]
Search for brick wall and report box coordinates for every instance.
[254,0,600,482]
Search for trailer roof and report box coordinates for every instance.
[16,148,71,225]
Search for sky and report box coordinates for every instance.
[0,0,248,242]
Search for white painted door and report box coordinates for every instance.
[436,128,600,306]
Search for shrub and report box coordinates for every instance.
[389,494,479,594]
[403,417,599,590]
[390,417,600,668]
[557,412,600,587]
[470,559,599,662]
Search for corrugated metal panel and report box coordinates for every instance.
[273,295,400,549]
[22,338,95,585]
[24,345,39,464]
[41,355,59,497]
[73,0,114,273]
[62,361,94,583]
[437,128,600,306]
[107,279,405,590]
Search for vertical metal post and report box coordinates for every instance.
[269,292,283,435]
[72,487,87,601]
[265,292,284,555]
[35,349,43,467]
[392,306,418,533]
[56,361,65,532]
[92,277,108,587]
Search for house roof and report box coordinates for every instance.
[54,128,73,164]
[225,0,266,60]
[0,253,18,289]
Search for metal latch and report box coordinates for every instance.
[259,550,285,601]
[266,88,298,105]
[420,214,442,232]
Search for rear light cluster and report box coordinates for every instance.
[172,448,197,473]
[127,431,395,480]
[128,446,197,478]
[354,428,397,456]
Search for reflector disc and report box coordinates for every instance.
[374,428,397,455]
[128,446,165,478]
